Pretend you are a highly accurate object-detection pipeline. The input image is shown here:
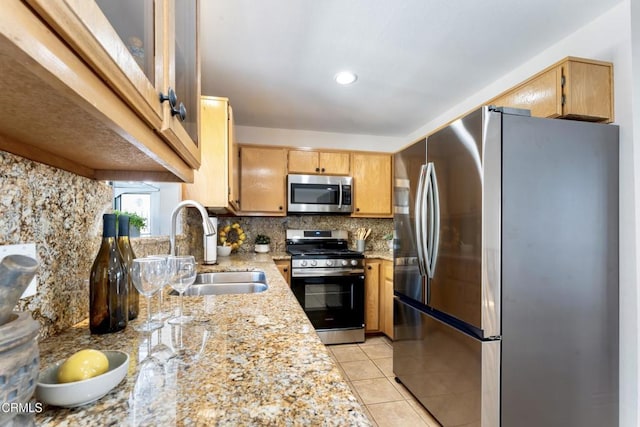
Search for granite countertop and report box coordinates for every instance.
[34,253,370,426]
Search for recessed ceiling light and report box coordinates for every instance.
[334,71,358,85]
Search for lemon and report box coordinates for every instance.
[57,349,109,383]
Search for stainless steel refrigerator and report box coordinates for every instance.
[393,106,618,427]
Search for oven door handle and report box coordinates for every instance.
[291,268,365,277]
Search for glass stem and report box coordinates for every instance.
[179,292,184,319]
[146,295,153,326]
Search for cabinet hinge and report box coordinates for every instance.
[560,75,566,87]
[561,94,566,106]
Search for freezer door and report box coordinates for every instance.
[394,139,426,301]
[425,108,501,336]
[393,297,499,427]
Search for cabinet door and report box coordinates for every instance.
[240,146,287,215]
[182,96,229,207]
[158,0,201,168]
[381,261,394,339]
[26,0,201,168]
[352,153,393,217]
[288,150,319,174]
[563,60,613,122]
[275,260,291,286]
[228,106,240,210]
[365,261,380,332]
[320,152,350,175]
[492,67,562,118]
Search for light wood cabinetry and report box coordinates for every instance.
[288,150,351,175]
[351,153,393,218]
[364,260,381,332]
[0,0,193,182]
[381,260,394,339]
[183,97,238,211]
[26,0,202,168]
[490,57,613,123]
[239,146,287,215]
[274,260,291,286]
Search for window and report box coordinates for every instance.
[111,182,181,236]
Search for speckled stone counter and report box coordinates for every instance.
[363,251,393,262]
[34,254,370,426]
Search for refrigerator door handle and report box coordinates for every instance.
[429,163,441,276]
[414,165,428,277]
[424,163,435,278]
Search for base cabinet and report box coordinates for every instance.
[364,260,380,332]
[381,260,394,339]
[274,260,290,286]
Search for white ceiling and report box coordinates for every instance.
[200,0,621,137]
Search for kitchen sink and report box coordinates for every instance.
[170,271,268,296]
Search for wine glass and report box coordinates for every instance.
[146,255,172,321]
[166,255,196,325]
[131,258,166,331]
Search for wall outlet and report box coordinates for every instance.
[0,243,38,298]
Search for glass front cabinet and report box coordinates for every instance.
[26,0,201,168]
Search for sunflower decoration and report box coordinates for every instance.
[218,222,246,252]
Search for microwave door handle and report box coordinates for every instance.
[414,165,427,277]
[338,181,343,209]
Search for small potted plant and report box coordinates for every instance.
[254,234,271,253]
[383,233,394,251]
[114,210,147,237]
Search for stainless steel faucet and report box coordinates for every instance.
[170,200,217,264]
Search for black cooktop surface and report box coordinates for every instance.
[287,248,364,259]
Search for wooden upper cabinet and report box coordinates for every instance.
[0,0,193,182]
[183,97,237,211]
[288,150,350,175]
[351,152,393,218]
[491,57,613,123]
[239,146,287,215]
[26,0,201,168]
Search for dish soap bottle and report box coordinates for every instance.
[117,214,139,320]
[90,213,128,334]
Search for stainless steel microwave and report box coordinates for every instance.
[287,174,353,214]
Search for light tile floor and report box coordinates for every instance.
[327,336,441,427]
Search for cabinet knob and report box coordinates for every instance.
[367,265,372,270]
[356,208,360,212]
[315,167,320,172]
[159,87,177,108]
[171,102,187,121]
[321,168,325,172]
[278,206,283,210]
[283,268,288,272]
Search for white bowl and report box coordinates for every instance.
[35,350,129,408]
[217,245,232,256]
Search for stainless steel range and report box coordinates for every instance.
[286,230,365,345]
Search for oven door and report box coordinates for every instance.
[291,272,365,330]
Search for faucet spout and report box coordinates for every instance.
[169,200,217,264]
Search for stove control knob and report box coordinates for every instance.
[310,260,318,267]
[325,260,334,267]
[341,260,348,266]
[350,260,358,266]
[300,260,308,267]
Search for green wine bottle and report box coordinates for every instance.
[90,213,128,334]
[118,214,139,320]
